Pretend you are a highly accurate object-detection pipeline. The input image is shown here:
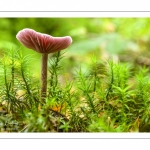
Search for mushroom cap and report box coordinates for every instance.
[16,28,72,54]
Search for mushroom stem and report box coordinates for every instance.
[41,53,48,103]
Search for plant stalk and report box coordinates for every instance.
[41,53,48,103]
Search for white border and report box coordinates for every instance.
[0,133,149,150]
[0,136,148,150]
[0,0,150,11]
[0,133,150,138]
[0,0,150,17]
[0,12,150,18]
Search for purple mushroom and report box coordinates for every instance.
[16,28,72,102]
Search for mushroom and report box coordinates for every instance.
[16,28,72,103]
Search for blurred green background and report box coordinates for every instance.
[1,18,150,78]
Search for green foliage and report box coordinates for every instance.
[1,18,150,132]
[0,48,39,114]
[1,49,150,132]
[1,46,150,132]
